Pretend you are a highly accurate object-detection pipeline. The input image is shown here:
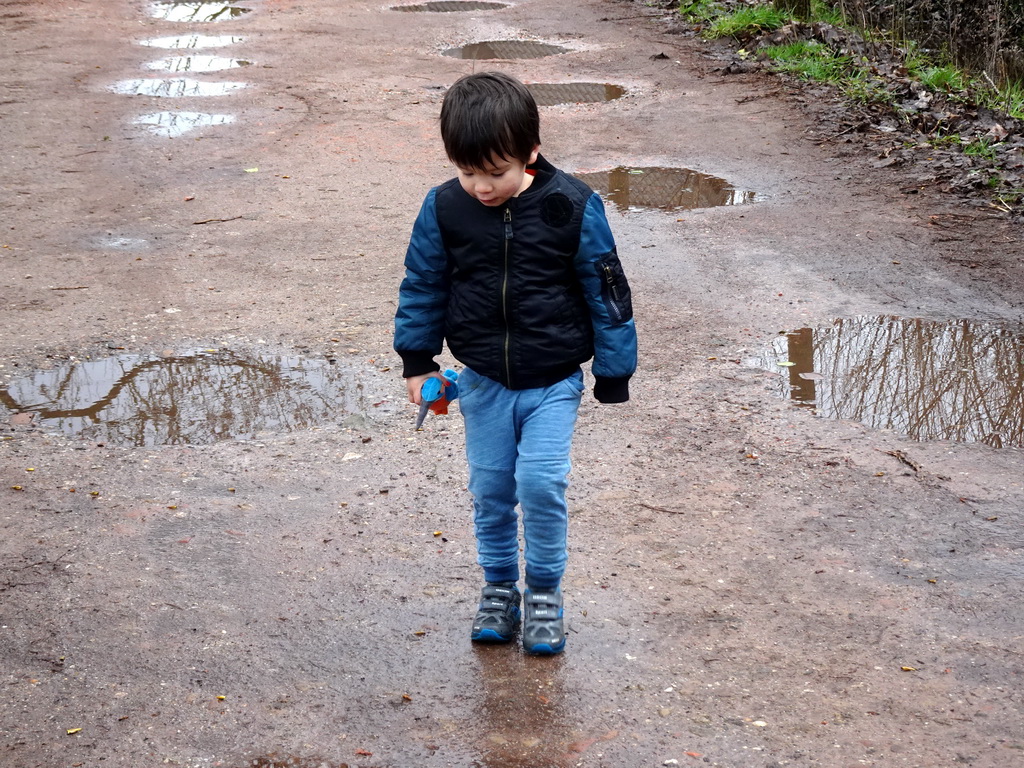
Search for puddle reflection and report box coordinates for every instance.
[110,78,247,97]
[752,316,1024,448]
[574,166,754,212]
[468,649,592,767]
[527,82,626,106]
[134,111,235,136]
[393,0,508,10]
[144,55,250,72]
[0,350,370,447]
[149,1,252,22]
[442,40,570,59]
[94,234,149,249]
[245,757,346,768]
[140,34,244,48]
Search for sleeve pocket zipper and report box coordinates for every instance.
[599,252,633,325]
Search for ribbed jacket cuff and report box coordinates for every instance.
[594,375,630,403]
[398,351,440,379]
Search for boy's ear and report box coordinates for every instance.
[528,145,540,165]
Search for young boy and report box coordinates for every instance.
[394,72,637,655]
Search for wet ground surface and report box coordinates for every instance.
[2,0,1023,767]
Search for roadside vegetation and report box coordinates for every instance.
[673,0,1024,214]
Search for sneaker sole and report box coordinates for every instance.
[471,627,518,643]
[524,639,565,655]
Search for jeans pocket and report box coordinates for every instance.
[561,371,585,396]
[457,367,488,406]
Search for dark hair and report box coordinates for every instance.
[439,72,540,169]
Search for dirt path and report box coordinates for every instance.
[2,0,1022,766]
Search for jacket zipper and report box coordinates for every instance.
[603,263,624,323]
[502,208,513,387]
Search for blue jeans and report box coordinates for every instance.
[459,367,584,590]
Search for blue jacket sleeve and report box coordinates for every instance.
[574,193,638,403]
[394,189,449,378]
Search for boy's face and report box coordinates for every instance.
[455,146,540,208]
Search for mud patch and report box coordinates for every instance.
[574,166,754,212]
[392,1,507,11]
[752,316,1024,449]
[110,78,248,97]
[144,55,251,72]
[442,40,570,59]
[134,111,235,137]
[527,82,626,106]
[148,1,252,22]
[0,349,373,447]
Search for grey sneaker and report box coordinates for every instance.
[471,583,521,643]
[522,588,565,655]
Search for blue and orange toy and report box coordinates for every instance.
[415,369,459,430]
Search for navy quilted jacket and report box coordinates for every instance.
[394,155,637,403]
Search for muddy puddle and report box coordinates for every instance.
[392,0,507,10]
[110,78,247,97]
[0,349,376,447]
[144,55,250,73]
[140,34,245,48]
[134,111,235,137]
[527,82,626,106]
[92,234,150,250]
[573,166,754,212]
[149,1,252,22]
[752,316,1024,448]
[244,757,347,768]
[442,40,570,59]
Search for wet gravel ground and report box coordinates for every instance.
[2,0,1023,766]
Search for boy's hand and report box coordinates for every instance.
[405,372,441,405]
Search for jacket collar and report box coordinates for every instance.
[521,153,556,198]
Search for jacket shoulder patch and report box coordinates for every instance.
[541,193,575,228]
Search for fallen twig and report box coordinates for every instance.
[639,502,686,515]
[882,449,921,472]
[193,216,244,225]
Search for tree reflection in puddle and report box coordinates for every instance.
[149,1,251,22]
[110,78,247,97]
[0,350,375,447]
[752,316,1024,448]
[139,34,245,49]
[143,55,251,73]
[574,166,754,212]
[134,111,235,137]
[441,40,570,59]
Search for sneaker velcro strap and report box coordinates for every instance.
[480,598,512,611]
[482,586,515,599]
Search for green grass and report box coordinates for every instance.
[810,0,843,26]
[761,40,852,81]
[840,68,894,105]
[678,0,719,23]
[928,132,963,148]
[984,79,1024,120]
[916,65,969,93]
[964,138,999,162]
[692,3,1024,123]
[993,188,1024,211]
[706,5,789,38]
